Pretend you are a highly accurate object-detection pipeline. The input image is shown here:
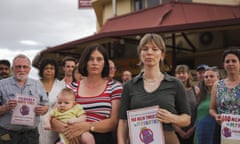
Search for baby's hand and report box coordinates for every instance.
[67,117,81,124]
[67,119,75,124]
[67,115,86,124]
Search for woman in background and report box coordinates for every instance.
[38,58,65,144]
[209,48,240,144]
[194,67,220,144]
[174,64,199,144]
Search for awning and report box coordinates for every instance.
[33,1,240,67]
[100,1,240,33]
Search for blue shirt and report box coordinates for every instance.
[0,76,48,130]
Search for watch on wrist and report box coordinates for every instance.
[90,123,95,132]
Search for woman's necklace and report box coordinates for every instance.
[144,78,158,83]
[143,79,160,86]
[143,73,163,82]
[143,73,164,92]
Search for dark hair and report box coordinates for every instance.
[38,59,59,78]
[72,65,79,82]
[78,44,109,77]
[0,59,10,67]
[223,48,240,62]
[62,56,76,66]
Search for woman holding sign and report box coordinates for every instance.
[209,48,240,144]
[117,33,191,144]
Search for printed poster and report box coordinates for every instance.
[11,94,37,126]
[221,114,240,144]
[127,105,165,144]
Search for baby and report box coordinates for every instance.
[44,87,95,144]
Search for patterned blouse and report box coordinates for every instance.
[75,80,122,122]
[216,79,240,114]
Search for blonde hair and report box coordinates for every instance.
[175,64,194,88]
[59,87,75,101]
[175,64,190,74]
[137,33,166,71]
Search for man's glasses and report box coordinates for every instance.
[15,65,30,69]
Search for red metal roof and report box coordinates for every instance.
[100,1,240,33]
[40,1,240,53]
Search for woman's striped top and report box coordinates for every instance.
[75,80,123,122]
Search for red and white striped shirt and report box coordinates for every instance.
[75,80,122,122]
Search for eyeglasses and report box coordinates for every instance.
[15,65,30,69]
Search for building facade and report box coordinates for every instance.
[33,0,240,79]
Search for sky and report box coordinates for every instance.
[0,0,96,79]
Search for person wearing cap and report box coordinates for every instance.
[196,64,208,88]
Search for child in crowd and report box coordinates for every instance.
[44,87,95,144]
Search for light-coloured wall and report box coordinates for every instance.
[102,0,131,23]
[93,0,132,31]
[193,0,240,5]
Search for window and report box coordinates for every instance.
[133,0,192,11]
[162,0,192,3]
[133,0,159,11]
[180,0,192,2]
[162,0,169,3]
[134,0,145,11]
[148,0,160,8]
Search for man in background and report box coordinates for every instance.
[196,64,208,81]
[0,59,11,80]
[196,64,208,87]
[61,56,77,86]
[121,70,132,84]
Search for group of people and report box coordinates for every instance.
[0,33,239,144]
[171,48,240,144]
[174,64,219,144]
